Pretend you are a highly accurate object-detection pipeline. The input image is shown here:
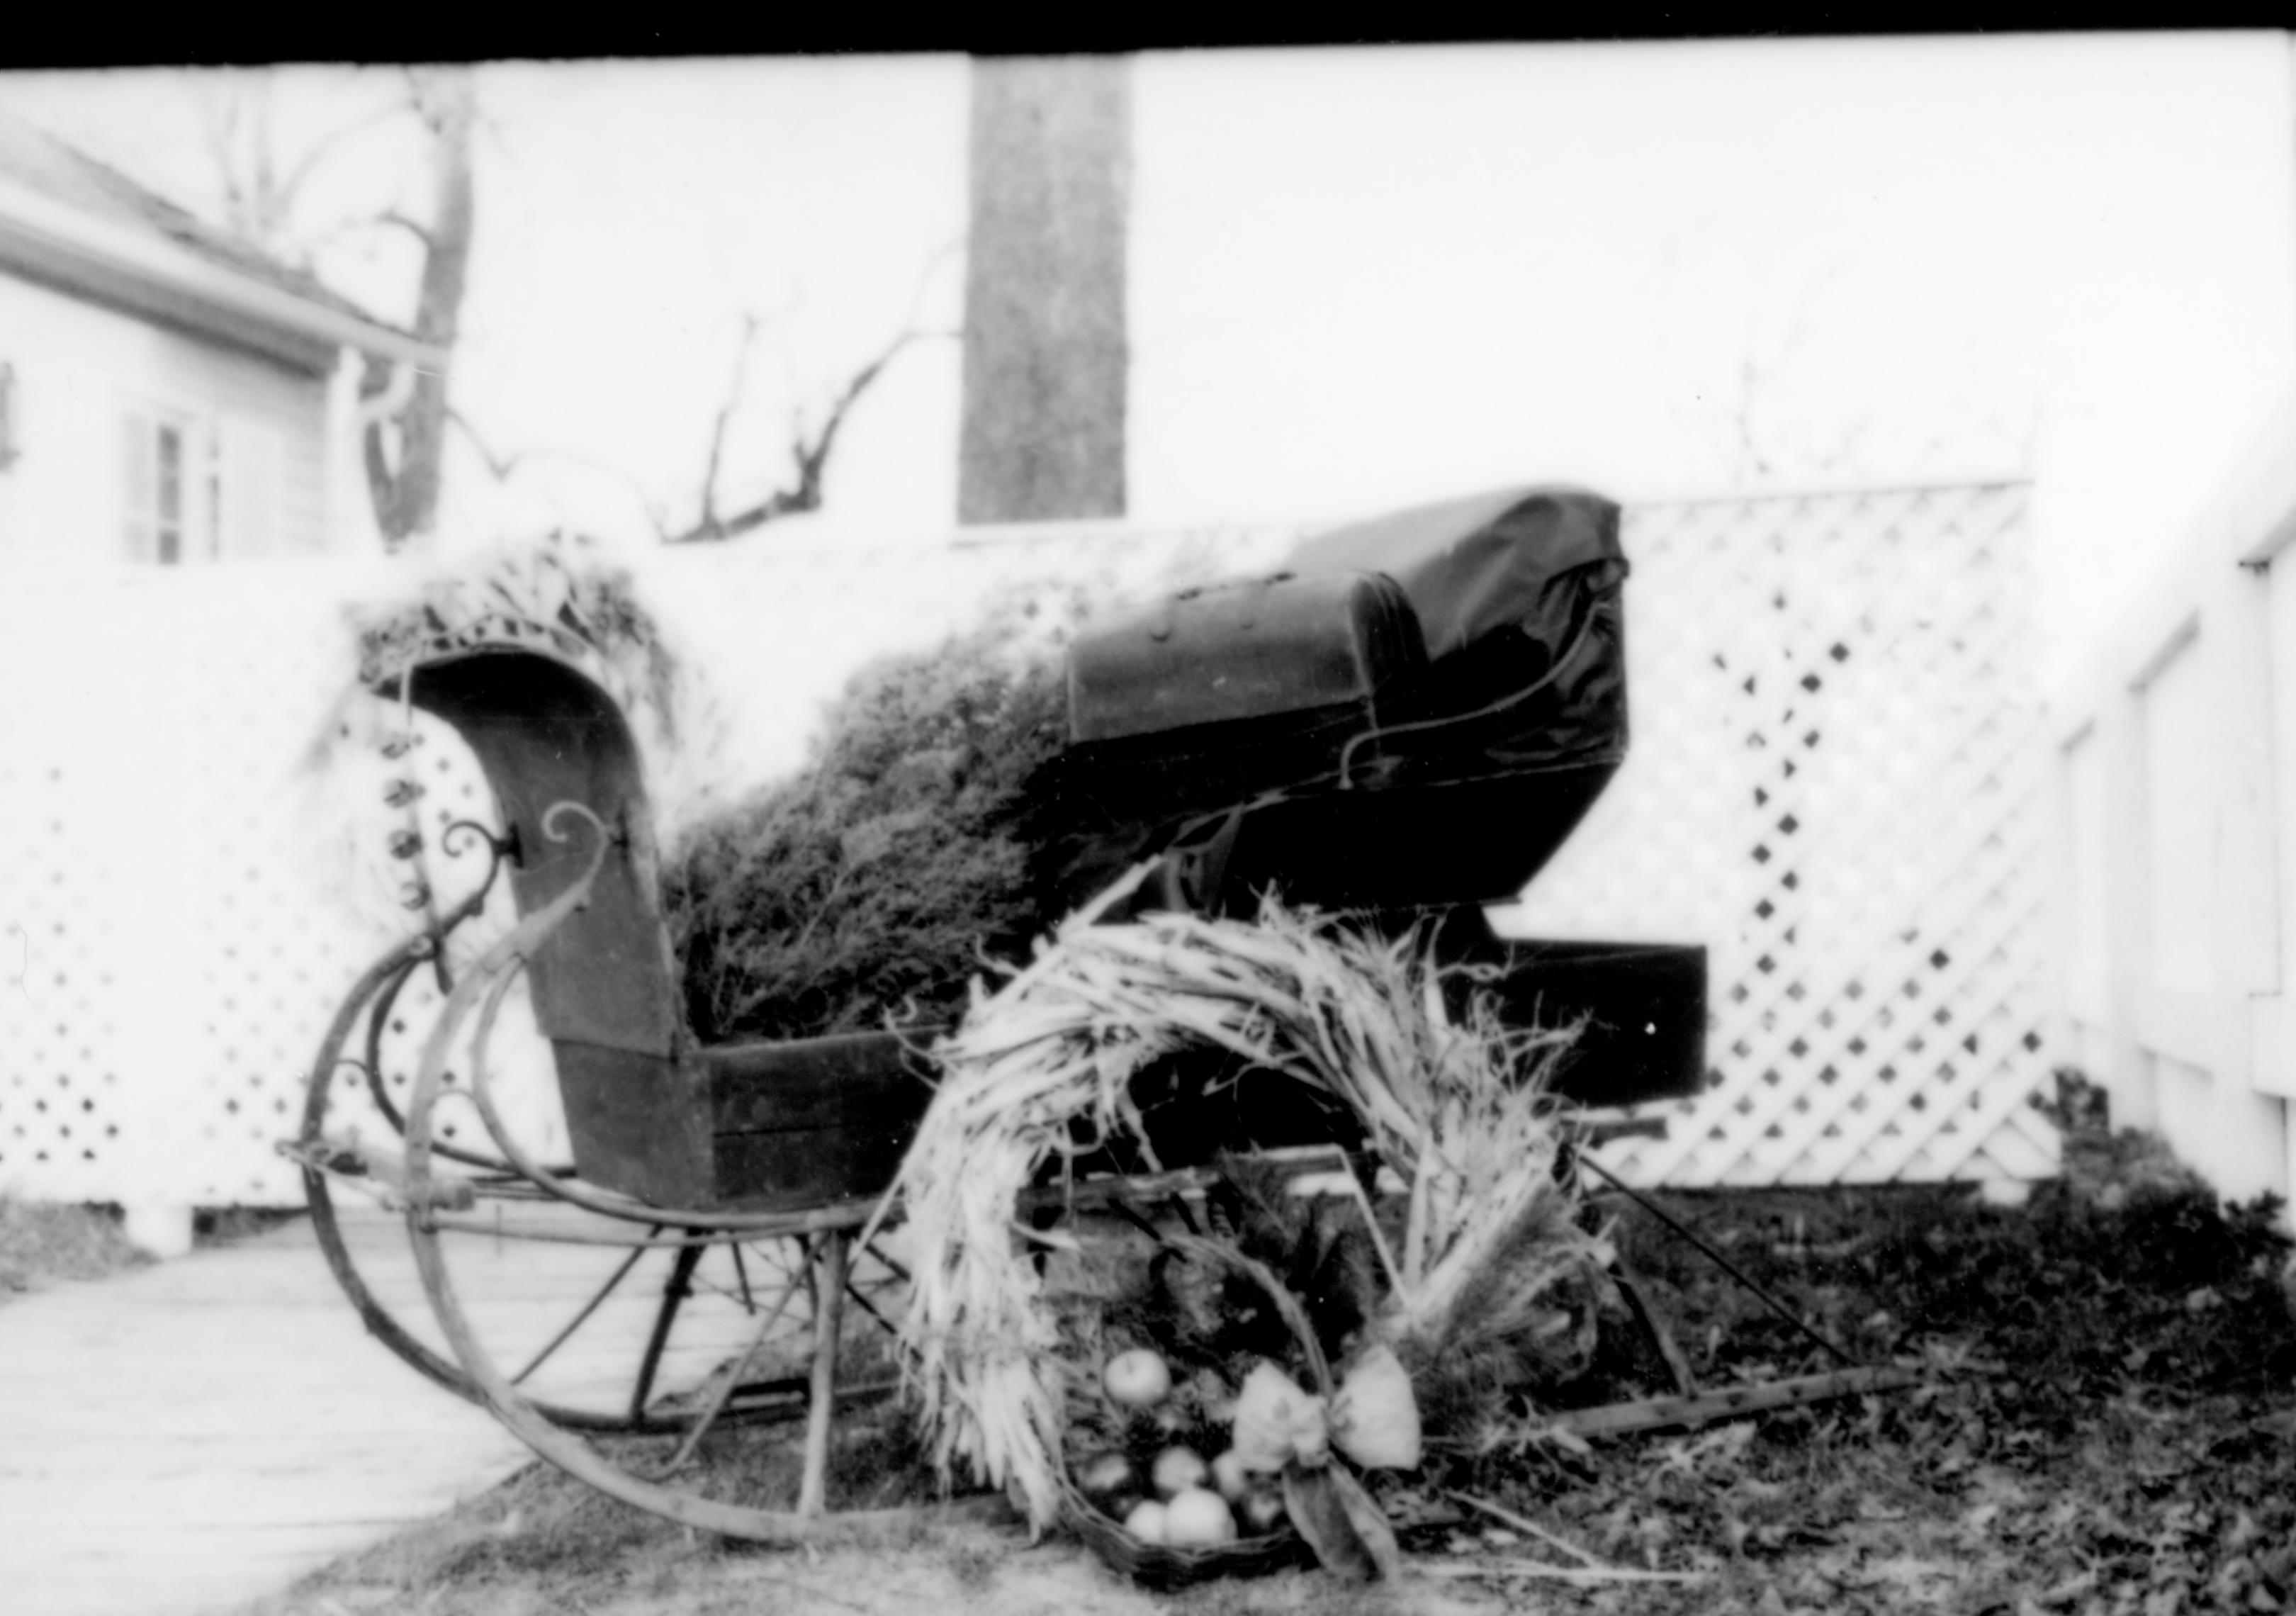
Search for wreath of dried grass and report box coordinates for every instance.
[864,863,1606,1536]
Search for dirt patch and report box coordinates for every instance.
[236,1447,1515,1616]
[196,1205,310,1247]
[0,1197,148,1304]
[0,1200,314,1308]
[248,1515,1521,1616]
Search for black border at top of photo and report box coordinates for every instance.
[4,12,2189,77]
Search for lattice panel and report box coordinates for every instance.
[1509,483,2058,1187]
[0,577,147,1201]
[0,527,1305,1208]
[0,495,2052,1207]
[168,576,368,1201]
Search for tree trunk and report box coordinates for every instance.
[364,69,475,549]
[957,56,1131,525]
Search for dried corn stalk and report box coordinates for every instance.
[867,863,1598,1534]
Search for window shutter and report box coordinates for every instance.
[121,410,153,563]
[217,417,284,560]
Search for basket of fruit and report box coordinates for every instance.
[1059,1233,1324,1588]
[1056,1228,1422,1589]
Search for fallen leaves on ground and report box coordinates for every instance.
[1391,1115,2296,1615]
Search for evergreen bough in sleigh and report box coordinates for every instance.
[661,605,1073,1045]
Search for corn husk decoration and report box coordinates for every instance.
[1229,1345,1420,1476]
[862,860,1600,1539]
[1229,1345,1421,1583]
[1230,1362,1332,1473]
[1330,1344,1422,1469]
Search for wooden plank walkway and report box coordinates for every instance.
[0,1205,824,1615]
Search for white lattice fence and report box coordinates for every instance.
[0,575,153,1203]
[0,527,1301,1210]
[0,565,495,1207]
[0,489,2054,1211]
[1512,482,2058,1187]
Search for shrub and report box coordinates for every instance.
[662,610,1072,1045]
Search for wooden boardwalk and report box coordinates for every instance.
[0,1205,817,1615]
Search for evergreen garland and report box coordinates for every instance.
[661,607,1074,1045]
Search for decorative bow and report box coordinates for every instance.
[1226,1344,1420,1582]
[1228,1342,1423,1474]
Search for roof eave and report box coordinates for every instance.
[0,171,446,374]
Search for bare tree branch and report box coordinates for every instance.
[786,330,922,501]
[272,99,411,221]
[197,86,246,233]
[193,73,415,263]
[295,216,389,260]
[664,326,948,544]
[364,68,476,548]
[374,208,434,251]
[196,77,279,247]
[691,312,764,543]
[447,408,527,482]
[447,408,662,508]
[902,234,967,330]
[1731,353,1773,483]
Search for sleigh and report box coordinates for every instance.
[291,486,1728,1542]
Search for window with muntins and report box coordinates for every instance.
[121,405,286,563]
[123,408,198,564]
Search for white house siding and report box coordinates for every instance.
[0,269,333,569]
[2053,386,2296,1228]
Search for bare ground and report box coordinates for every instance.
[232,1100,2296,1616]
[239,1510,1523,1616]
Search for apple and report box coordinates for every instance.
[1103,1348,1172,1409]
[1075,1449,1140,1516]
[1209,1447,1251,1502]
[1165,1487,1238,1547]
[1122,1499,1169,1545]
[1151,1445,1209,1498]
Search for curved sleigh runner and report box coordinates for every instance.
[294,644,947,1538]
